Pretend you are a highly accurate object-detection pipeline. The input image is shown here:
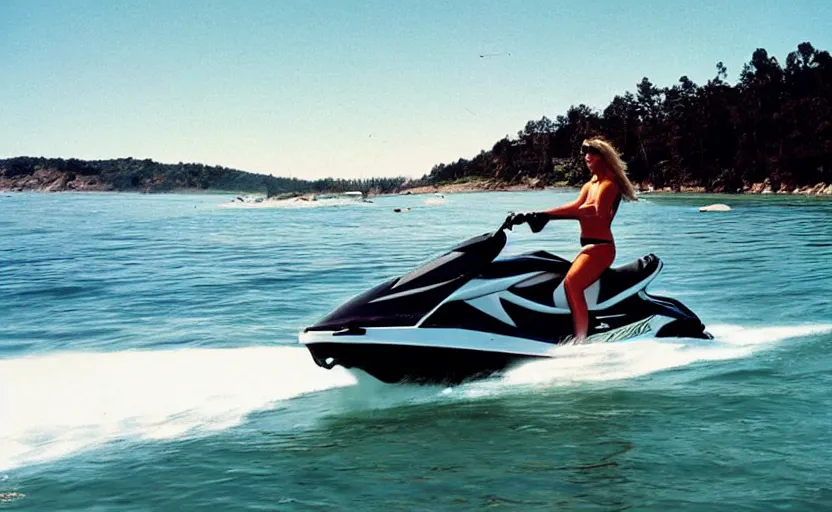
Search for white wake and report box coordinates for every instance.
[332,323,832,406]
[2,323,828,471]
[0,346,355,471]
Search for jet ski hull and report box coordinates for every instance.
[301,326,557,384]
[300,315,688,385]
[305,341,543,385]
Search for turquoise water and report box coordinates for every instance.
[2,191,832,510]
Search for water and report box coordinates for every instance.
[1,191,831,510]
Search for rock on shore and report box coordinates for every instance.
[0,168,113,192]
[635,178,831,195]
[744,179,832,195]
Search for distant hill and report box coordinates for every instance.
[0,157,407,196]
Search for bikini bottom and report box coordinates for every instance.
[580,237,614,247]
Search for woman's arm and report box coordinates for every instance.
[542,183,590,220]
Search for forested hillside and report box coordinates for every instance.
[421,43,832,193]
[0,157,407,196]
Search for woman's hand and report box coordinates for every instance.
[504,211,532,229]
[503,211,549,232]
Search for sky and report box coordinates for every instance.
[1,0,830,180]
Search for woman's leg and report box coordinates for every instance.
[563,244,616,341]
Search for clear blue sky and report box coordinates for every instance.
[2,0,830,179]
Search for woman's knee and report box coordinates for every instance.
[563,276,583,297]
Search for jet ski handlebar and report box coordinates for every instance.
[501,211,550,233]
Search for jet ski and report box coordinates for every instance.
[300,214,711,384]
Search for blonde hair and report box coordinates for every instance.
[583,137,638,201]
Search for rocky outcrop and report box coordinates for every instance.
[0,168,114,192]
[792,182,832,195]
[636,178,832,196]
[746,179,832,195]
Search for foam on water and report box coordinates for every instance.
[218,197,374,209]
[0,346,355,471]
[480,323,832,389]
[424,196,447,206]
[331,323,832,408]
[2,324,829,471]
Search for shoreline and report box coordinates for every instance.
[3,179,831,197]
[3,161,829,197]
[389,179,832,197]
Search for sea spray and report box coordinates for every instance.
[0,346,355,471]
[2,324,829,471]
[328,323,832,407]
[496,323,832,387]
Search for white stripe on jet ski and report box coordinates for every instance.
[513,272,557,288]
[551,260,663,311]
[595,261,663,309]
[466,295,517,327]
[299,327,559,357]
[501,292,571,314]
[445,273,545,301]
[369,278,457,303]
[553,280,601,309]
[299,317,667,357]
[414,272,543,327]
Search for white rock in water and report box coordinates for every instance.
[699,203,732,212]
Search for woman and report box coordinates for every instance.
[510,137,638,342]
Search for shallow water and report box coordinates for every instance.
[1,191,831,510]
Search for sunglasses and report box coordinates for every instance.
[581,145,601,156]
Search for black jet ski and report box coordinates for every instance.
[300,214,711,384]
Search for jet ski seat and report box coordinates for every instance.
[484,251,659,280]
[486,252,661,302]
[597,254,662,302]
